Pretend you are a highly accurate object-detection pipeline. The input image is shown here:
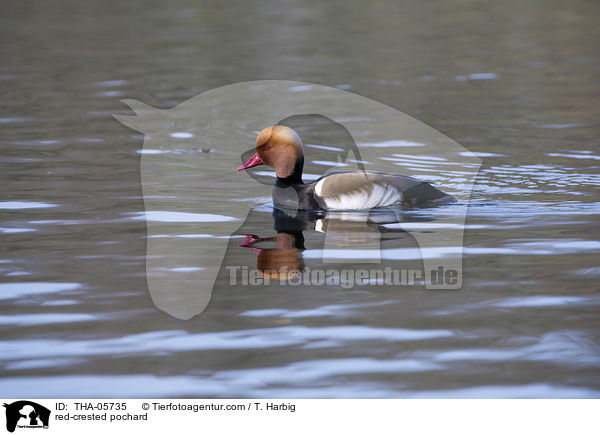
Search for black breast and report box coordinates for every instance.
[272,180,321,211]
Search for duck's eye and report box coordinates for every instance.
[264,144,270,150]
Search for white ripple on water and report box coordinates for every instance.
[4,357,85,371]
[312,160,350,167]
[493,295,596,308]
[0,313,96,326]
[0,375,596,398]
[458,151,505,157]
[165,267,205,272]
[0,375,227,398]
[378,158,436,169]
[455,73,499,81]
[459,239,600,257]
[391,153,448,162]
[450,202,600,217]
[304,246,461,260]
[416,331,600,366]
[130,211,239,223]
[0,117,32,123]
[0,227,35,233]
[507,239,600,253]
[211,358,442,386]
[170,132,194,139]
[0,375,595,398]
[305,144,345,152]
[96,91,124,97]
[536,123,587,129]
[136,149,169,154]
[0,326,453,361]
[381,222,485,230]
[91,80,129,87]
[41,299,80,306]
[147,234,214,239]
[407,383,598,399]
[359,140,424,148]
[0,282,81,300]
[479,166,600,190]
[0,201,58,209]
[428,295,596,316]
[572,267,600,276]
[546,152,600,161]
[241,301,396,319]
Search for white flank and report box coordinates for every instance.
[314,178,325,197]
[323,184,401,210]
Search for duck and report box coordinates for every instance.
[236,125,455,211]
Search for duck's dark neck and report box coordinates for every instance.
[275,156,304,186]
[276,174,303,185]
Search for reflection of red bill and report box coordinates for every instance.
[238,234,262,252]
[236,152,263,172]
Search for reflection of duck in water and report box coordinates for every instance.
[238,208,418,280]
[237,125,455,210]
[239,231,304,280]
[238,208,310,280]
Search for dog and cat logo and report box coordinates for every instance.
[3,401,50,432]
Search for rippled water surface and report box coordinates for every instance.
[1,0,599,398]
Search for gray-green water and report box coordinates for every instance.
[1,0,599,397]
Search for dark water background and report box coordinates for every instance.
[1,0,599,397]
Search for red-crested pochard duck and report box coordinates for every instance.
[237,125,455,210]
